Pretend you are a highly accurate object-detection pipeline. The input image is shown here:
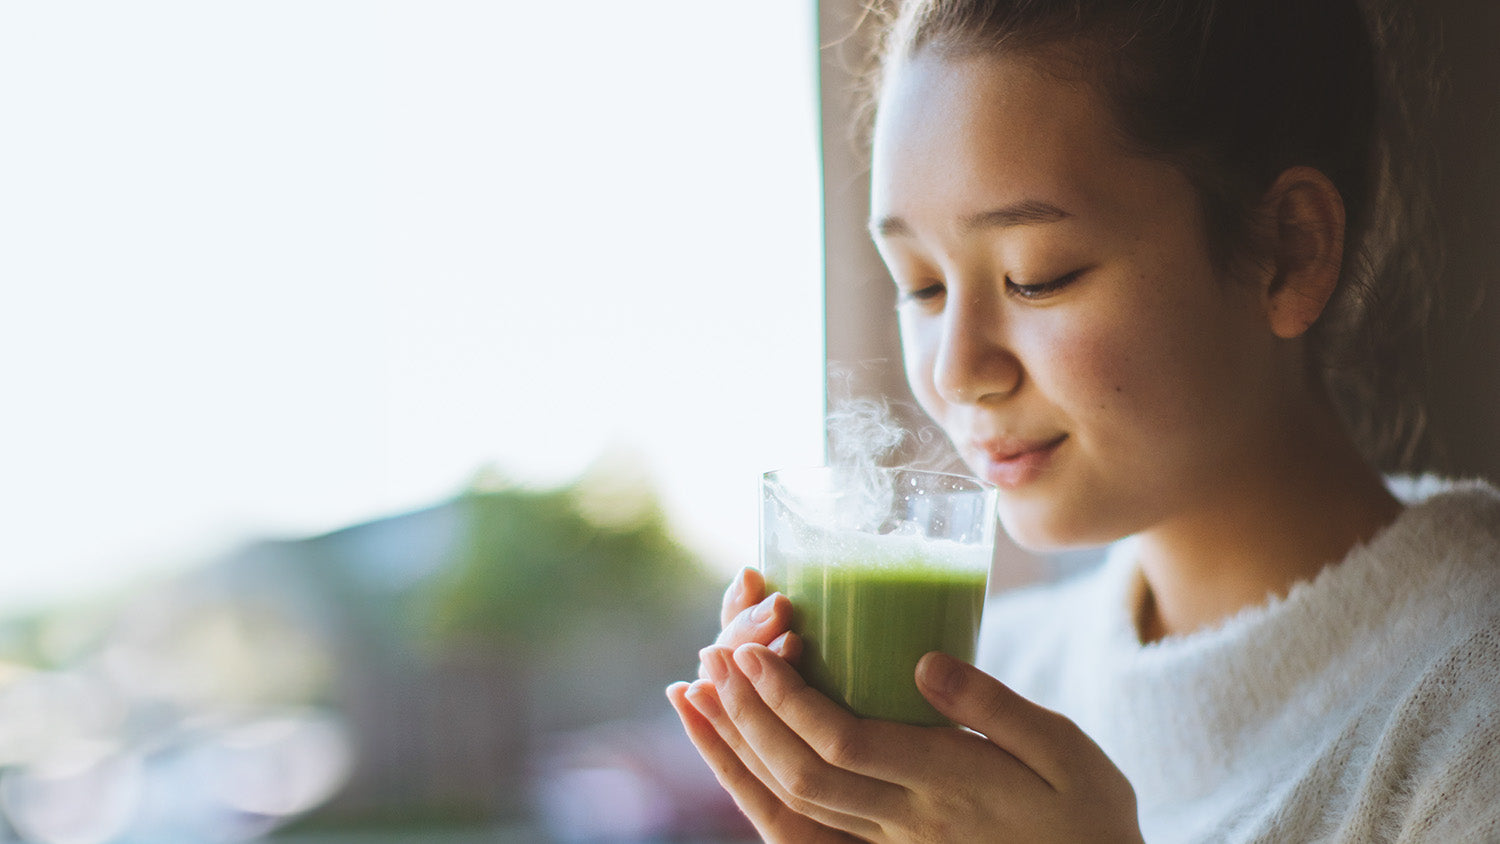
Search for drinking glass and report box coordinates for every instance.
[759,466,997,726]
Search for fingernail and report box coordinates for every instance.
[734,645,764,681]
[768,631,791,656]
[686,679,720,716]
[727,570,746,605]
[700,647,729,684]
[750,594,776,623]
[920,652,961,698]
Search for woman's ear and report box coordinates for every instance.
[1260,166,1347,339]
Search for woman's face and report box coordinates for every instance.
[871,52,1287,549]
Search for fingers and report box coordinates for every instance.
[912,654,1144,839]
[728,644,951,785]
[721,567,766,628]
[739,645,1056,802]
[705,645,908,835]
[915,651,1079,789]
[673,670,878,841]
[768,630,803,664]
[718,592,791,647]
[700,591,798,679]
[667,681,805,834]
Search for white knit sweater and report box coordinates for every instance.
[976,478,1500,843]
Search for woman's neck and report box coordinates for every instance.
[1133,398,1403,643]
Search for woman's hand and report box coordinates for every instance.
[696,567,802,679]
[669,568,844,840]
[672,642,1143,843]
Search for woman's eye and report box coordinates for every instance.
[1005,268,1085,300]
[898,283,945,306]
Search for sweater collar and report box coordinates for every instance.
[1084,477,1500,797]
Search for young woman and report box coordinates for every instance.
[668,1,1500,840]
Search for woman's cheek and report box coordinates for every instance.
[1033,316,1127,404]
[1034,315,1182,439]
[899,315,944,415]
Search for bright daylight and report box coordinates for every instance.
[1,2,823,613]
[1,2,819,842]
[5,0,1498,842]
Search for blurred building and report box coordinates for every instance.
[0,460,748,842]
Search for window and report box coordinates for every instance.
[0,1,824,612]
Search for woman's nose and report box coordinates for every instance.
[932,295,1022,404]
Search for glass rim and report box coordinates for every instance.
[761,465,993,493]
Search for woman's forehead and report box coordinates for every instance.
[870,53,1127,226]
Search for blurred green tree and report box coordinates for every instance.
[417,455,724,732]
[428,466,718,646]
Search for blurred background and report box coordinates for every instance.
[1,1,820,841]
[2,0,1496,842]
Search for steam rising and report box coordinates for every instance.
[762,376,984,551]
[824,394,964,475]
[826,397,907,471]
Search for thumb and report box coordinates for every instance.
[915,651,1076,787]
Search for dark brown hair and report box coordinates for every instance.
[863,0,1441,470]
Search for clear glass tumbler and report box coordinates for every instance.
[760,466,997,726]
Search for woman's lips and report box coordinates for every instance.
[974,434,1068,490]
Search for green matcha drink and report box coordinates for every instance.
[760,468,996,727]
[763,540,989,725]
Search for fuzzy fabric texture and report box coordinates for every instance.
[976,477,1500,843]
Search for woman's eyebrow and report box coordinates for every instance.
[961,199,1071,232]
[870,199,1072,239]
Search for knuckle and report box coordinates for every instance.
[1037,705,1079,736]
[756,679,788,710]
[817,728,865,769]
[780,766,830,807]
[978,688,1011,725]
